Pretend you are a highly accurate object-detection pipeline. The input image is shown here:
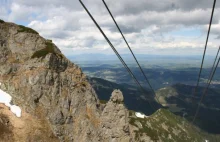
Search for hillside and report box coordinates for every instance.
[0,104,58,142]
[0,19,219,141]
[156,84,220,133]
[89,77,220,135]
[129,108,220,142]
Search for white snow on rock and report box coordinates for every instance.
[135,112,147,118]
[10,105,22,117]
[0,82,22,117]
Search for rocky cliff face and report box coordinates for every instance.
[1,20,216,142]
[0,20,132,142]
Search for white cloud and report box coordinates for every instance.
[0,0,220,56]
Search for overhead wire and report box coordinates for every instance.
[192,0,218,123]
[192,55,220,123]
[79,0,220,140]
[207,46,220,84]
[193,0,216,96]
[102,0,160,103]
[79,0,156,111]
[80,0,219,120]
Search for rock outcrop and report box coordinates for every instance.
[1,20,216,142]
[0,20,133,142]
[100,90,131,142]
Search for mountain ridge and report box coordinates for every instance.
[0,20,218,142]
[0,20,132,141]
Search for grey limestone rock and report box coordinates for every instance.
[0,21,138,142]
[110,89,124,103]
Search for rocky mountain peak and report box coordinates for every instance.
[110,89,124,103]
[0,20,135,142]
[100,89,131,142]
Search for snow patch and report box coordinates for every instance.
[135,112,147,118]
[10,105,22,117]
[0,82,22,117]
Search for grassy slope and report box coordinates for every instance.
[129,109,220,142]
[155,84,220,134]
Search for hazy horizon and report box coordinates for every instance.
[1,0,220,57]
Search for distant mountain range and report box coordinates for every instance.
[68,53,216,61]
[68,53,216,68]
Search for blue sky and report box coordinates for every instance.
[168,28,202,37]
[0,0,220,57]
